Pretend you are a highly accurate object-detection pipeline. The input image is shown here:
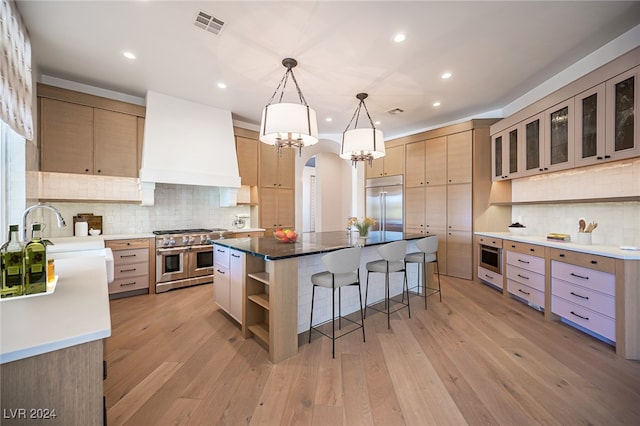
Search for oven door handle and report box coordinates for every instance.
[156,247,187,255]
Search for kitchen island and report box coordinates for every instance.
[213,231,423,363]
[0,255,111,425]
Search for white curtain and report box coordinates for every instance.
[0,0,33,140]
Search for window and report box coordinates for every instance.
[0,120,26,236]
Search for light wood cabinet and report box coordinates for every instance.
[492,125,521,181]
[405,141,426,187]
[259,187,294,232]
[490,54,640,181]
[105,238,152,298]
[446,131,473,184]
[38,84,144,178]
[366,145,404,178]
[259,143,295,188]
[235,135,258,186]
[425,136,447,185]
[40,98,93,174]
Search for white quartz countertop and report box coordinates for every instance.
[475,232,640,260]
[0,255,111,364]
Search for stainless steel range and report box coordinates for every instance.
[154,228,226,293]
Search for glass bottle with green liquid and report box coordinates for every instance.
[24,223,47,295]
[1,224,25,298]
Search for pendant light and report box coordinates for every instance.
[340,93,385,166]
[259,58,318,156]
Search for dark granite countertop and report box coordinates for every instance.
[212,231,424,260]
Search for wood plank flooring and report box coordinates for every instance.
[104,275,640,425]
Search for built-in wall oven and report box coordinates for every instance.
[154,228,226,293]
[479,243,502,274]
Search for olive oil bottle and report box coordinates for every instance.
[1,225,24,298]
[24,223,47,295]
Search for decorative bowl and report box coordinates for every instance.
[273,229,298,243]
[89,229,102,236]
[508,226,526,235]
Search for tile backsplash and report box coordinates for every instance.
[512,202,640,247]
[31,183,252,237]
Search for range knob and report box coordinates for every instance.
[200,234,209,243]
[188,236,196,244]
[182,236,189,244]
[168,238,176,246]
[162,237,170,246]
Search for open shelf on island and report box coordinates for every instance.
[248,293,269,310]
[248,271,270,285]
[248,323,269,345]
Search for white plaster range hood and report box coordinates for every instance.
[139,91,241,206]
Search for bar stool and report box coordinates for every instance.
[364,240,410,329]
[308,247,365,358]
[404,235,442,309]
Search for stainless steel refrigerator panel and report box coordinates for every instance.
[366,187,384,232]
[383,184,403,232]
[365,176,403,232]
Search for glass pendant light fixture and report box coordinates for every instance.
[259,58,318,156]
[340,93,385,166]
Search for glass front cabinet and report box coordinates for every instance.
[574,83,606,167]
[491,124,521,181]
[544,98,575,172]
[521,112,545,176]
[605,65,639,160]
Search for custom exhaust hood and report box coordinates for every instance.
[140,91,241,206]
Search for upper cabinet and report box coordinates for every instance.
[490,51,639,181]
[235,135,258,186]
[446,131,473,184]
[259,143,295,188]
[366,145,404,178]
[404,140,426,187]
[38,84,145,178]
[605,65,640,160]
[544,98,574,173]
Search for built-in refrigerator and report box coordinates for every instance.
[365,175,403,232]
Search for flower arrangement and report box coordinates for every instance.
[347,217,376,237]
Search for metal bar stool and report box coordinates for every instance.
[309,247,365,358]
[404,235,442,309]
[364,240,410,329]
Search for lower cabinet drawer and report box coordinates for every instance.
[114,261,149,279]
[552,296,616,341]
[109,275,148,293]
[507,279,544,308]
[506,264,545,292]
[507,279,544,307]
[551,261,615,296]
[478,266,503,289]
[113,248,148,264]
[552,279,615,318]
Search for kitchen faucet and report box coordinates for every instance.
[21,204,67,241]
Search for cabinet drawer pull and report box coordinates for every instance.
[518,288,530,295]
[216,269,226,274]
[120,282,136,287]
[120,268,137,272]
[570,311,589,321]
[570,291,589,300]
[120,254,137,258]
[559,253,565,257]
[590,260,598,264]
[517,259,530,264]
[231,254,241,258]
[484,274,494,280]
[216,249,225,253]
[570,272,589,280]
[516,274,529,280]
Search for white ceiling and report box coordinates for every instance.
[15,1,640,140]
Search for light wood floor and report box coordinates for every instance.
[104,275,640,425]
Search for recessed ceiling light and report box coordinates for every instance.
[441,72,452,79]
[393,33,406,43]
[325,117,333,122]
[374,121,381,126]
[123,51,136,60]
[217,82,227,89]
[433,101,441,107]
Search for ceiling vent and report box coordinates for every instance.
[194,10,225,35]
[386,107,404,115]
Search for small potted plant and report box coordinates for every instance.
[347,217,376,237]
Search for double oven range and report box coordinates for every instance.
[154,228,226,293]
